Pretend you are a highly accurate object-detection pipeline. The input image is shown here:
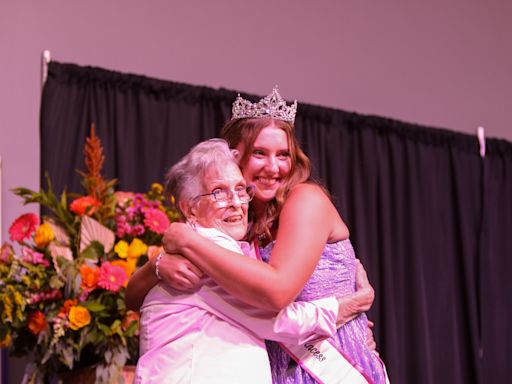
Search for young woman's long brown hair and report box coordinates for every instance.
[221,117,312,242]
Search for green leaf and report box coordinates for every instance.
[82,302,107,312]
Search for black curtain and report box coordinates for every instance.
[40,61,512,384]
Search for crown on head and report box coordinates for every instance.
[231,86,298,123]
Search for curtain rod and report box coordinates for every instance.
[477,126,486,158]
[41,50,51,88]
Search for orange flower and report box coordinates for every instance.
[111,259,136,282]
[122,310,140,335]
[27,311,48,335]
[70,196,100,216]
[69,306,91,330]
[59,299,78,315]
[80,264,99,292]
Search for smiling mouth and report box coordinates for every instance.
[256,177,279,187]
[224,215,244,223]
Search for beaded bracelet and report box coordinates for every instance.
[154,253,163,280]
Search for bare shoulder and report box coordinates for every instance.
[284,182,349,241]
[286,182,331,203]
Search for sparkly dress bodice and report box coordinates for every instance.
[259,239,386,384]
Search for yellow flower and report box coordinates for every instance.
[128,238,148,259]
[34,223,54,248]
[114,240,129,259]
[151,183,164,194]
[68,306,91,330]
[0,333,12,349]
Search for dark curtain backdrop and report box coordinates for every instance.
[40,61,512,384]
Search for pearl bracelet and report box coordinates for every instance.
[154,253,163,280]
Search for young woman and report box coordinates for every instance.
[135,139,352,383]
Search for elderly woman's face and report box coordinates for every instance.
[192,162,248,240]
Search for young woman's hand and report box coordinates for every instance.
[335,260,375,326]
[163,222,195,254]
[157,252,203,291]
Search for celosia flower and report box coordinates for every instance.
[68,306,91,330]
[97,262,128,292]
[22,247,50,267]
[80,264,99,292]
[8,213,39,242]
[114,240,129,259]
[144,209,170,234]
[128,238,148,259]
[70,196,100,216]
[27,311,48,335]
[34,222,55,248]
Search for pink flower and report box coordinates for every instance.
[8,213,39,242]
[21,247,50,267]
[97,262,128,292]
[114,191,135,208]
[130,224,145,236]
[144,209,170,234]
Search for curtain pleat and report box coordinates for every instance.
[40,61,512,384]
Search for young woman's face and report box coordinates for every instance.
[191,162,249,241]
[237,124,292,203]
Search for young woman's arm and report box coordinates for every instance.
[163,184,343,310]
[125,253,203,311]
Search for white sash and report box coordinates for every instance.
[279,339,370,384]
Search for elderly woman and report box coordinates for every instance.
[134,139,370,384]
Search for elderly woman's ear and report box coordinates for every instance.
[179,200,196,224]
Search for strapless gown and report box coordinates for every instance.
[259,239,387,384]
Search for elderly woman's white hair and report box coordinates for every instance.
[165,138,239,217]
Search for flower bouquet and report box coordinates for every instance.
[0,126,179,383]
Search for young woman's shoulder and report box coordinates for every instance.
[285,182,349,241]
[287,182,331,202]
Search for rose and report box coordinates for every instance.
[68,306,91,330]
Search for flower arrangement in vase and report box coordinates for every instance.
[0,126,179,383]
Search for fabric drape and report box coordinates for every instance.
[40,61,512,384]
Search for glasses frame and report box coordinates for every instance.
[194,184,256,206]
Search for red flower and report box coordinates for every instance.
[144,209,170,234]
[9,213,39,242]
[27,311,48,335]
[97,262,128,292]
[70,196,101,216]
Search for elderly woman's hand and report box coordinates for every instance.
[335,260,375,327]
[155,252,204,291]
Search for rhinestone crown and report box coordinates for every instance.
[231,86,297,123]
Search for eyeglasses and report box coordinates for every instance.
[194,185,256,207]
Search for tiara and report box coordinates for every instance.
[231,86,298,123]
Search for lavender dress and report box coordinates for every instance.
[260,239,387,384]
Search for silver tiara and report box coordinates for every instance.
[231,86,298,123]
